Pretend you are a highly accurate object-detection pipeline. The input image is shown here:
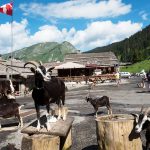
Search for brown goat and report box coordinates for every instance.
[85,95,112,117]
[0,96,24,129]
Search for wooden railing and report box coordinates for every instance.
[58,74,116,83]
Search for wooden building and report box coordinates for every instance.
[0,58,33,95]
[0,51,119,93]
[64,52,119,74]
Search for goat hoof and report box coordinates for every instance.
[37,126,41,131]
[63,116,66,121]
[37,125,44,131]
[48,116,57,123]
[46,123,51,131]
[57,116,61,120]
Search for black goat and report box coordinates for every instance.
[0,95,24,129]
[132,107,150,150]
[85,94,112,117]
[24,61,66,131]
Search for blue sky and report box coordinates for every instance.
[0,0,150,54]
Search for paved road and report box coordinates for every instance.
[0,77,150,149]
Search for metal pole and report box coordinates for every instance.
[10,3,13,80]
[9,0,14,80]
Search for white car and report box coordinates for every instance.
[94,69,102,75]
[119,72,131,78]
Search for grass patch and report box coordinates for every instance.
[120,60,150,73]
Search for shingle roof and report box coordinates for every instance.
[64,52,119,66]
[0,58,32,77]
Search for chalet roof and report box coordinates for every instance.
[0,59,58,77]
[64,52,119,66]
[0,59,32,77]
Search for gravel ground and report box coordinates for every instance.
[0,77,150,150]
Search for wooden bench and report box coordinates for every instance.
[21,108,74,150]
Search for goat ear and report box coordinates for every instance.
[130,113,138,118]
[147,115,150,122]
[47,67,55,72]
[30,67,36,73]
[131,113,139,123]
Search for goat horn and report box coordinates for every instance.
[144,107,150,115]
[140,105,144,113]
[24,61,38,68]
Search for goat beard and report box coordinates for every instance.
[7,94,15,99]
[44,77,51,81]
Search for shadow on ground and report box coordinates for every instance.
[82,145,98,150]
[1,143,19,150]
[136,91,150,94]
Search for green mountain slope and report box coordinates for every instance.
[120,60,150,73]
[87,24,150,63]
[2,41,78,62]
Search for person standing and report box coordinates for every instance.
[115,71,120,87]
[141,70,147,88]
[146,71,150,91]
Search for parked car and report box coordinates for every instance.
[94,69,102,75]
[119,72,131,78]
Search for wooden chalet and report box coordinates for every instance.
[0,51,119,93]
[0,57,33,95]
[64,51,119,74]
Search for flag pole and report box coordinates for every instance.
[10,0,13,80]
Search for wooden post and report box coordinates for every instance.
[96,114,142,150]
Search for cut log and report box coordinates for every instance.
[96,114,142,150]
[21,113,74,150]
[21,134,60,150]
[21,117,74,137]
[61,129,72,150]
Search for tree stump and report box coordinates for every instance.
[59,129,72,150]
[21,134,60,150]
[96,114,142,150]
[21,115,74,150]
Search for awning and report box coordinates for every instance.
[55,62,85,69]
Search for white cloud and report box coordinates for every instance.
[139,11,148,21]
[0,19,142,54]
[70,20,142,50]
[0,19,30,54]
[19,0,131,20]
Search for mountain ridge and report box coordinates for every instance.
[2,41,78,63]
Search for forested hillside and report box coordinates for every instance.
[87,25,150,63]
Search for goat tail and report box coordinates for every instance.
[19,104,25,110]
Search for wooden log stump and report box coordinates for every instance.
[21,134,60,150]
[21,114,74,150]
[96,114,142,150]
[61,129,72,150]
